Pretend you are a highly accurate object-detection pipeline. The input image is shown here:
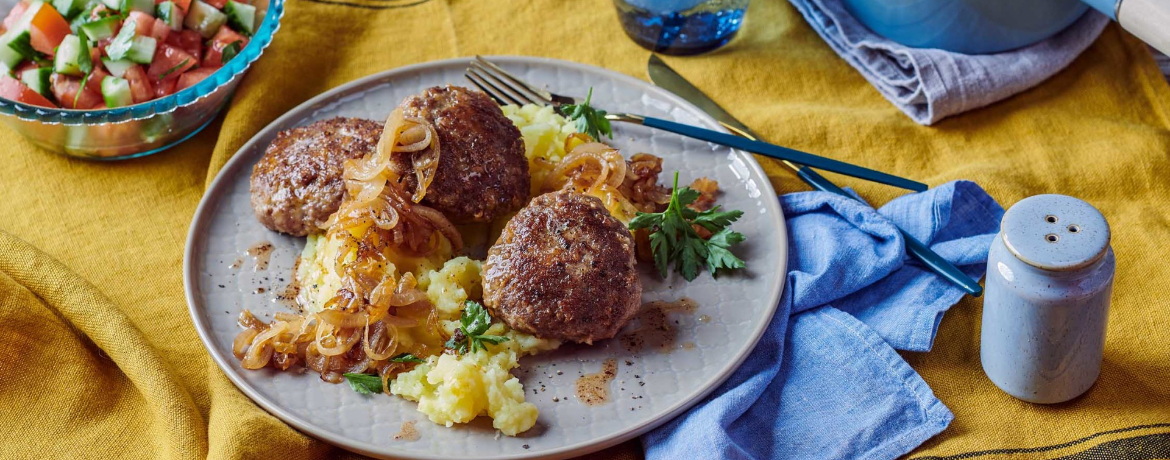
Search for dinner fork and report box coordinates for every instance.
[464,56,928,193]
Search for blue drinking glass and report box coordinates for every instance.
[614,0,749,55]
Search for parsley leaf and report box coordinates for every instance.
[390,353,424,364]
[705,227,747,275]
[558,87,612,141]
[628,172,747,281]
[444,301,509,354]
[221,40,243,64]
[73,72,91,108]
[342,373,382,395]
[77,29,93,75]
[105,18,137,61]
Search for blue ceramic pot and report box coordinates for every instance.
[839,0,1104,54]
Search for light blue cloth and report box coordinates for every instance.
[643,180,1005,460]
[788,0,1109,125]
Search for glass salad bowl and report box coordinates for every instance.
[0,0,283,160]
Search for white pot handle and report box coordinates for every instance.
[1117,0,1170,55]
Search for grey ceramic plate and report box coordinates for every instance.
[185,56,787,460]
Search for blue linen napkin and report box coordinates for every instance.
[787,0,1109,125]
[642,180,1005,459]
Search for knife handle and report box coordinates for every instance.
[639,116,928,192]
[795,166,983,297]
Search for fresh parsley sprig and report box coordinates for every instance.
[342,372,382,395]
[444,301,509,354]
[628,172,747,281]
[558,87,612,141]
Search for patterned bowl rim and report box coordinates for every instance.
[184,55,788,460]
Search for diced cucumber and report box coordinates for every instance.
[100,0,120,10]
[119,0,152,15]
[53,34,85,75]
[1,2,47,67]
[78,17,119,41]
[20,67,54,98]
[101,57,134,77]
[184,0,227,39]
[100,75,132,107]
[126,36,155,64]
[68,1,102,33]
[223,1,255,36]
[0,33,28,71]
[53,0,89,19]
[156,1,184,31]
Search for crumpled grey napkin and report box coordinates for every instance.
[788,0,1110,125]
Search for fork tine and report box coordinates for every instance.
[468,66,538,106]
[465,73,508,105]
[471,58,558,106]
[465,71,523,106]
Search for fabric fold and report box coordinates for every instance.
[643,181,1003,460]
[787,0,1109,125]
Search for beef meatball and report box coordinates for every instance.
[482,190,642,344]
[250,117,381,236]
[392,86,529,224]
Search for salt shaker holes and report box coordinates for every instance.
[1068,225,1080,233]
[1046,234,1059,243]
[1046,215,1058,223]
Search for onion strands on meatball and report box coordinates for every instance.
[544,143,675,219]
[233,108,462,387]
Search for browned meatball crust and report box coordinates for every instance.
[250,117,382,236]
[483,190,642,344]
[392,86,529,224]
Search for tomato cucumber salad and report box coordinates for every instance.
[0,0,257,109]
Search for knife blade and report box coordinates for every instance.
[647,54,983,297]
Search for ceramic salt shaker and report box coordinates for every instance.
[981,194,1114,404]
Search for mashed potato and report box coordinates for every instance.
[294,105,577,436]
[501,104,576,197]
[297,233,557,436]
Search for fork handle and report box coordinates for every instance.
[635,116,928,192]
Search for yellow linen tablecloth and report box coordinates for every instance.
[1,0,1168,458]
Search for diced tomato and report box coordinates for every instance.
[89,46,101,64]
[126,11,154,36]
[123,65,154,103]
[204,0,227,8]
[0,75,56,107]
[204,26,247,67]
[50,74,102,109]
[171,0,192,13]
[165,30,202,66]
[149,18,171,43]
[154,75,177,97]
[176,67,215,90]
[147,44,196,80]
[85,67,110,94]
[29,4,71,56]
[213,26,248,49]
[14,61,38,73]
[3,1,28,30]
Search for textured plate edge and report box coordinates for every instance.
[183,55,788,460]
